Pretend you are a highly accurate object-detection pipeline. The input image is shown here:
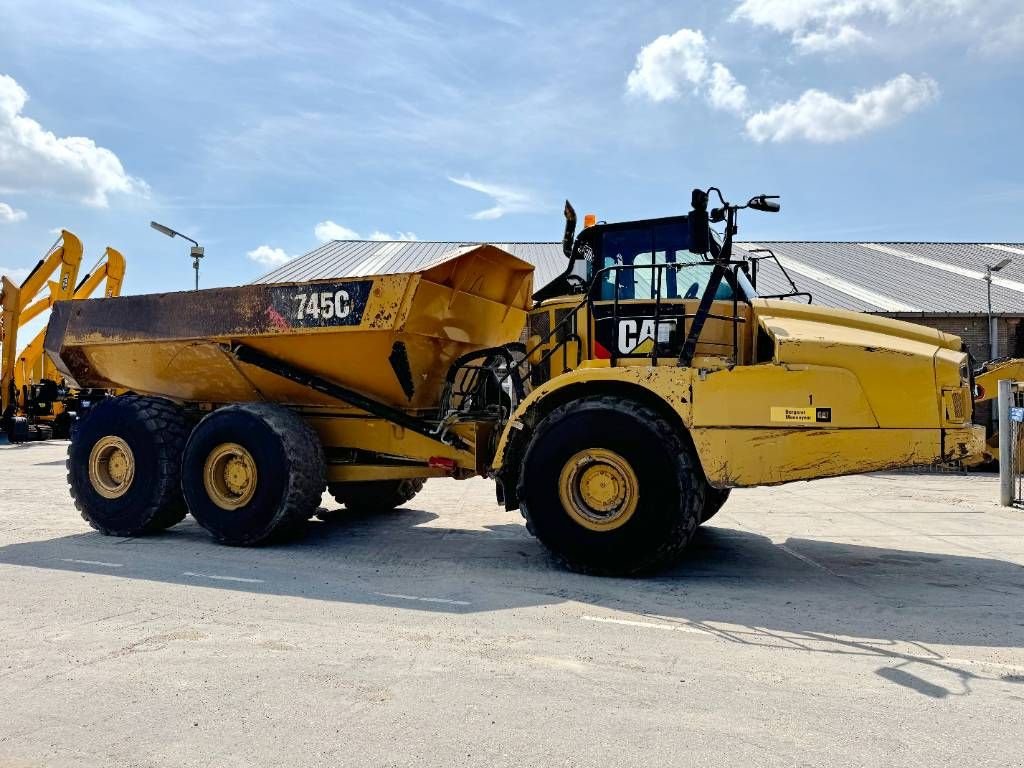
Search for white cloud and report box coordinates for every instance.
[795,24,871,53]
[447,176,541,220]
[0,202,27,223]
[626,29,748,114]
[707,63,749,114]
[731,0,1024,55]
[0,2,278,57]
[246,245,293,266]
[981,11,1024,54]
[0,74,147,207]
[314,220,360,242]
[314,220,419,242]
[732,0,924,50]
[369,231,418,241]
[626,28,709,102]
[745,74,939,143]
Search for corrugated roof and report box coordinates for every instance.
[741,242,1024,314]
[252,241,567,293]
[253,239,1024,315]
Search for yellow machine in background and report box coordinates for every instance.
[2,231,83,439]
[971,357,1024,463]
[43,188,987,574]
[2,233,126,441]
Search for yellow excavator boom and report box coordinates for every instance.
[72,246,126,300]
[970,357,1024,463]
[1,231,83,414]
[974,358,1024,403]
[15,247,127,391]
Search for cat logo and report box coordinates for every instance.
[617,318,676,355]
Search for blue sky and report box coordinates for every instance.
[0,0,1022,296]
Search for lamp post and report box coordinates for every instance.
[985,256,1012,432]
[984,256,1012,362]
[150,221,205,291]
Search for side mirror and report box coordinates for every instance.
[562,200,577,259]
[749,195,780,213]
[688,189,710,255]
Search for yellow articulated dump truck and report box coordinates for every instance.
[43,188,986,574]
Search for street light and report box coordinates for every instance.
[150,221,205,291]
[985,256,1012,361]
[985,256,1013,432]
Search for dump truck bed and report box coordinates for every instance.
[44,244,533,411]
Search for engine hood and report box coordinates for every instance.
[752,299,962,353]
[752,298,967,429]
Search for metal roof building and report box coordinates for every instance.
[253,241,569,295]
[255,239,1024,317]
[735,241,1024,316]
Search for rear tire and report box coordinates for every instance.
[518,396,704,575]
[52,412,75,440]
[700,487,731,524]
[67,395,189,536]
[181,404,325,546]
[29,423,53,442]
[6,415,28,444]
[325,478,426,514]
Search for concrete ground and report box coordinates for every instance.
[0,440,1022,768]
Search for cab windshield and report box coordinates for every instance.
[590,221,733,302]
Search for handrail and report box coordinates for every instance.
[745,248,812,304]
[590,261,749,366]
[504,260,754,390]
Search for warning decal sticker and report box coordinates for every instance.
[770,406,832,424]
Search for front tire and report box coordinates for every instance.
[181,404,325,545]
[518,396,704,575]
[67,395,189,536]
[700,487,731,524]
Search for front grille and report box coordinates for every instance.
[944,388,968,423]
[554,308,574,343]
[529,310,550,339]
[951,391,966,421]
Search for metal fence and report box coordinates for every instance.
[998,380,1024,507]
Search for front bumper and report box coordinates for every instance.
[944,425,988,464]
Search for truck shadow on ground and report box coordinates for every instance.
[1,505,1022,698]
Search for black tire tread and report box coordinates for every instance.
[517,395,703,576]
[700,486,731,524]
[189,403,325,545]
[327,478,425,513]
[67,395,189,536]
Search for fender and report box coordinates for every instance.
[491,364,696,478]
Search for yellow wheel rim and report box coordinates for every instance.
[88,436,136,500]
[203,442,258,511]
[558,448,639,532]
